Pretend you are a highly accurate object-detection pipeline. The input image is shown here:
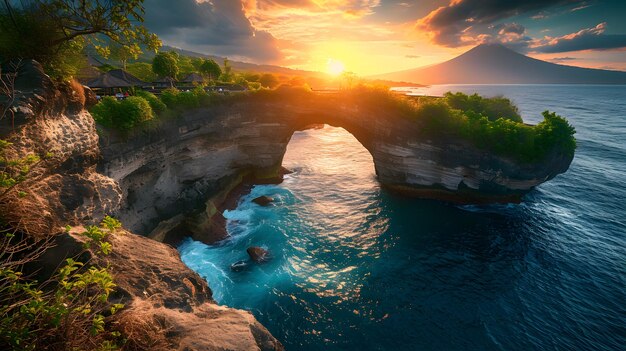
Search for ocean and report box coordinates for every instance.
[179,85,626,350]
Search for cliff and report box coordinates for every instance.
[98,90,573,244]
[0,60,282,351]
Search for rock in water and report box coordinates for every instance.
[230,260,249,272]
[252,195,274,206]
[247,246,271,263]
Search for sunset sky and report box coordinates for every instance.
[143,0,626,75]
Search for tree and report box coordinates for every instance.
[259,73,279,88]
[152,52,179,79]
[219,58,233,82]
[177,55,196,77]
[340,71,358,90]
[0,0,161,78]
[109,43,141,70]
[126,62,156,82]
[199,59,222,81]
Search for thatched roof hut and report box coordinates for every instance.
[181,73,205,84]
[86,69,145,88]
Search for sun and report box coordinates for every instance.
[327,59,345,76]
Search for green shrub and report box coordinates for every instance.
[116,97,153,129]
[348,88,575,162]
[176,91,199,109]
[159,88,180,108]
[90,96,154,131]
[0,217,124,350]
[444,92,522,122]
[135,90,166,114]
[535,111,577,157]
[90,96,118,128]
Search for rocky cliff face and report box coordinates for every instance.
[0,61,282,351]
[99,91,572,244]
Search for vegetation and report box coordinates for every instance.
[348,87,575,161]
[259,73,279,88]
[0,216,124,351]
[125,62,156,82]
[90,96,154,131]
[219,58,234,82]
[199,59,222,81]
[0,0,160,79]
[135,90,166,114]
[443,92,522,122]
[152,51,179,79]
[159,87,220,110]
[0,136,125,350]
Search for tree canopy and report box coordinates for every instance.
[0,0,161,78]
[152,51,179,79]
[199,59,222,81]
[259,73,279,88]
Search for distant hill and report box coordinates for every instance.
[372,44,626,84]
[86,45,326,79]
[87,45,424,88]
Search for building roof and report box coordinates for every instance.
[181,73,205,83]
[86,69,145,88]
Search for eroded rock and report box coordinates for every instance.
[247,246,271,263]
[252,195,274,206]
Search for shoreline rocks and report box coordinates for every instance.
[247,246,271,263]
[252,195,274,206]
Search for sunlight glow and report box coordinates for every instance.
[327,59,346,76]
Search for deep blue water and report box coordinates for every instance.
[179,85,626,351]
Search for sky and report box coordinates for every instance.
[143,0,626,75]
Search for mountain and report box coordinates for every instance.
[372,44,626,84]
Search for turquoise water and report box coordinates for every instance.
[179,85,626,350]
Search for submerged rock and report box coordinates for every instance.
[230,260,249,272]
[252,195,274,206]
[247,246,271,263]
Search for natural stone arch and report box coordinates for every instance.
[99,93,572,244]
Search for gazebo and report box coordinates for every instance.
[86,69,146,93]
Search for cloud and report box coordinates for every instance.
[247,0,381,17]
[492,23,525,35]
[550,57,578,61]
[533,22,626,53]
[405,54,420,58]
[416,0,584,47]
[144,0,283,63]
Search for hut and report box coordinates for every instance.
[181,73,205,86]
[153,76,177,88]
[85,69,146,94]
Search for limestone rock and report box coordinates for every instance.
[99,90,573,244]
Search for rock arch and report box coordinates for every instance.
[99,93,572,244]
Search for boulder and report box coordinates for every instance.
[252,195,274,206]
[247,246,271,263]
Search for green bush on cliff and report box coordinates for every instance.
[0,217,124,350]
[0,141,125,350]
[443,92,522,122]
[90,96,154,131]
[348,88,576,161]
[158,87,220,110]
[135,90,166,114]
